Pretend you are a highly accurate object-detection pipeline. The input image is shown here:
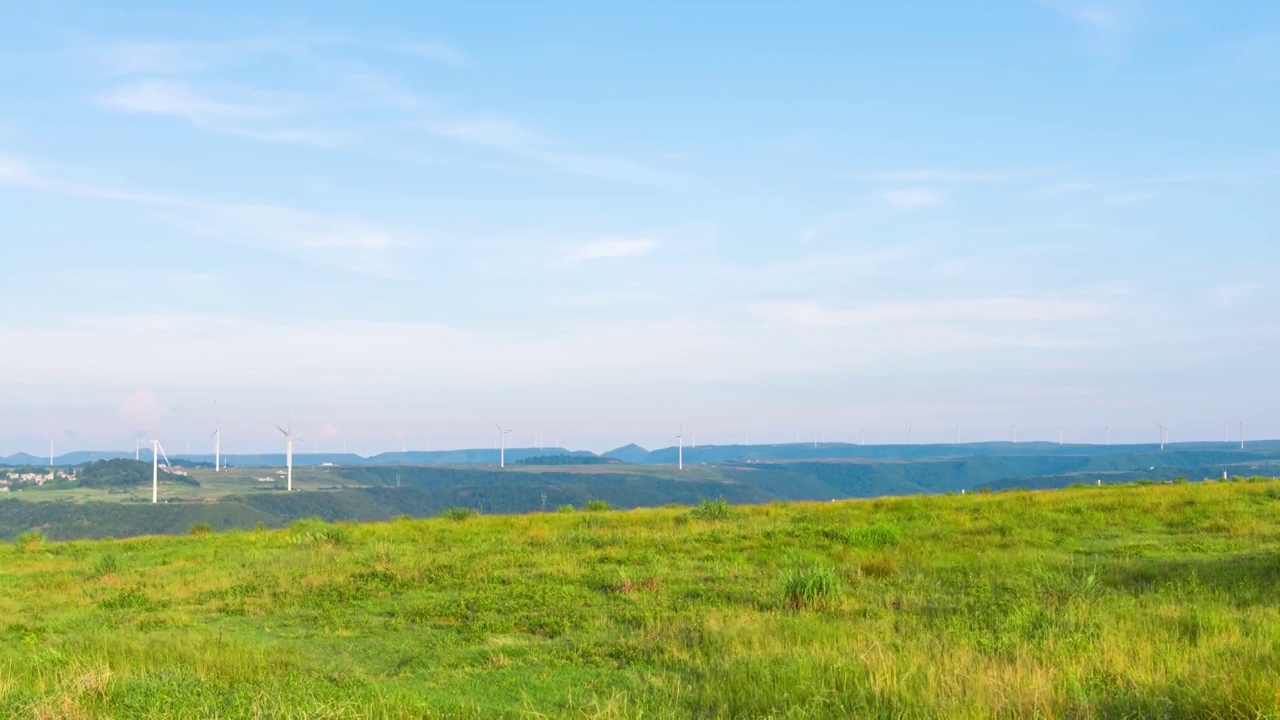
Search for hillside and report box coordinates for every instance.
[1,480,1278,717]
[4,453,1279,541]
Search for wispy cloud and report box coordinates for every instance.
[1037,0,1143,56]
[395,40,467,66]
[751,297,1106,328]
[95,80,337,146]
[563,238,660,261]
[878,189,943,209]
[433,116,685,186]
[94,41,212,75]
[0,153,405,275]
[856,167,1061,184]
[1102,190,1158,206]
[1206,282,1264,310]
[98,80,270,120]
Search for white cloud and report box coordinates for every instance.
[433,116,684,186]
[751,297,1106,328]
[95,41,210,75]
[856,167,1059,184]
[397,40,467,66]
[98,80,269,120]
[0,155,42,187]
[1206,282,1264,310]
[878,189,943,209]
[117,389,164,431]
[95,80,337,146]
[1037,0,1142,56]
[564,238,659,261]
[0,153,404,274]
[1102,190,1158,206]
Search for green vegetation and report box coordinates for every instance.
[782,559,842,610]
[516,454,620,466]
[687,497,741,521]
[1,480,1278,717]
[584,499,611,512]
[439,507,478,521]
[78,459,199,488]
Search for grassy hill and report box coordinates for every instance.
[1,479,1278,717]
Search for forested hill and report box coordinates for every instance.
[4,452,1278,541]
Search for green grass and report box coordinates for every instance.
[1,480,1279,717]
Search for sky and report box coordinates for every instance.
[1,0,1278,455]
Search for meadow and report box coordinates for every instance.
[1,479,1278,718]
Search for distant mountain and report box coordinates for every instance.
[5,440,1280,469]
[604,444,651,463]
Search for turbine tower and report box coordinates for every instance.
[210,427,221,472]
[675,426,684,471]
[271,422,300,492]
[150,438,174,504]
[497,425,512,468]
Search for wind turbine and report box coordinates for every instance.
[271,422,300,492]
[1240,421,1245,450]
[150,438,175,504]
[210,426,221,472]
[497,425,512,468]
[674,426,684,471]
[1158,423,1166,451]
[135,432,144,461]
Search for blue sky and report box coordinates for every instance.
[1,0,1277,455]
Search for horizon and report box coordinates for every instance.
[3,2,1278,453]
[7,433,1271,464]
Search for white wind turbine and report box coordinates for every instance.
[674,426,684,471]
[150,438,175,504]
[497,425,512,468]
[271,422,301,492]
[210,425,221,472]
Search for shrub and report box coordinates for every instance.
[688,497,740,521]
[440,507,478,521]
[289,518,347,545]
[189,523,213,536]
[89,553,120,579]
[556,504,576,513]
[783,562,842,610]
[16,530,45,549]
[585,500,611,512]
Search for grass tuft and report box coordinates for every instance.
[440,507,479,521]
[782,561,842,610]
[687,497,741,521]
[585,500,611,512]
[288,518,347,545]
[16,530,45,550]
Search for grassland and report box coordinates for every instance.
[2,480,1278,718]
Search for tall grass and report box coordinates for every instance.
[1,480,1278,717]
